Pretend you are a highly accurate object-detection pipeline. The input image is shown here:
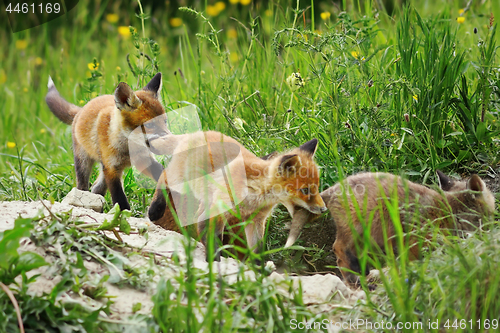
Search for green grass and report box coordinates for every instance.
[1,0,500,331]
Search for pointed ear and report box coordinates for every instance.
[467,174,484,192]
[279,154,301,175]
[260,151,278,161]
[436,170,454,191]
[299,138,318,157]
[143,73,162,96]
[115,82,142,111]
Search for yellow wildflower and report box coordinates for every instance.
[35,57,43,65]
[118,26,131,37]
[351,51,365,61]
[116,66,121,71]
[320,12,331,21]
[170,17,183,28]
[240,0,251,5]
[413,95,418,102]
[106,13,119,24]
[215,1,226,12]
[16,40,27,50]
[230,52,239,62]
[229,0,239,4]
[286,72,305,91]
[23,88,28,92]
[7,142,16,149]
[457,16,465,24]
[458,9,464,15]
[265,9,273,17]
[91,92,98,98]
[40,129,46,134]
[207,5,219,16]
[88,62,99,70]
[0,69,6,84]
[227,28,238,39]
[79,100,85,105]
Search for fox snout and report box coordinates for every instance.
[307,205,327,214]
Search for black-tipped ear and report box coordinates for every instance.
[115,82,142,111]
[279,154,301,175]
[299,138,318,156]
[436,170,454,191]
[143,73,162,95]
[467,174,484,192]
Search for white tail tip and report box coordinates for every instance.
[47,76,55,89]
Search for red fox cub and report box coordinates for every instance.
[286,171,495,285]
[46,73,168,211]
[147,133,327,261]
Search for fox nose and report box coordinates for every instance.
[319,206,327,213]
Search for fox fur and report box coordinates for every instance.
[147,132,327,261]
[285,171,495,285]
[46,73,168,210]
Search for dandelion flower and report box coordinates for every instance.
[229,0,239,4]
[457,17,465,24]
[106,13,119,24]
[88,62,99,71]
[35,57,43,66]
[40,129,46,134]
[230,52,239,62]
[215,1,226,12]
[286,72,305,91]
[118,26,132,37]
[413,95,418,102]
[170,17,183,27]
[0,69,6,84]
[207,5,219,16]
[233,117,246,130]
[240,0,251,6]
[7,142,16,148]
[320,12,331,20]
[16,40,27,50]
[79,100,85,105]
[227,28,238,39]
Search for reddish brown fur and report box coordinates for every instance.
[46,74,168,210]
[286,172,495,286]
[148,134,326,261]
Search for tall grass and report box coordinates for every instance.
[1,0,500,331]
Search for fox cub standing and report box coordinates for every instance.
[285,171,495,286]
[46,73,168,210]
[147,133,327,260]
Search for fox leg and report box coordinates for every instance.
[73,144,94,191]
[102,165,130,211]
[91,164,108,196]
[243,207,272,265]
[148,170,169,221]
[197,201,226,262]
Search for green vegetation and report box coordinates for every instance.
[1,0,499,331]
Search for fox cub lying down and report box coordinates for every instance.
[147,132,327,261]
[286,171,495,285]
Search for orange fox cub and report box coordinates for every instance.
[147,133,327,261]
[287,171,495,286]
[46,73,168,210]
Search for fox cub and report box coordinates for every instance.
[286,171,495,285]
[147,132,327,260]
[46,73,168,210]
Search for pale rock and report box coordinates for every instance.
[61,187,106,212]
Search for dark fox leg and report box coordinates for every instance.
[198,205,224,262]
[73,145,94,191]
[103,166,130,211]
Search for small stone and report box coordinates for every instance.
[62,188,106,212]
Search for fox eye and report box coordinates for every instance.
[300,187,309,195]
[144,122,155,129]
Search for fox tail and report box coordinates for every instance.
[45,76,81,125]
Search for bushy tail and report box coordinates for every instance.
[45,76,81,125]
